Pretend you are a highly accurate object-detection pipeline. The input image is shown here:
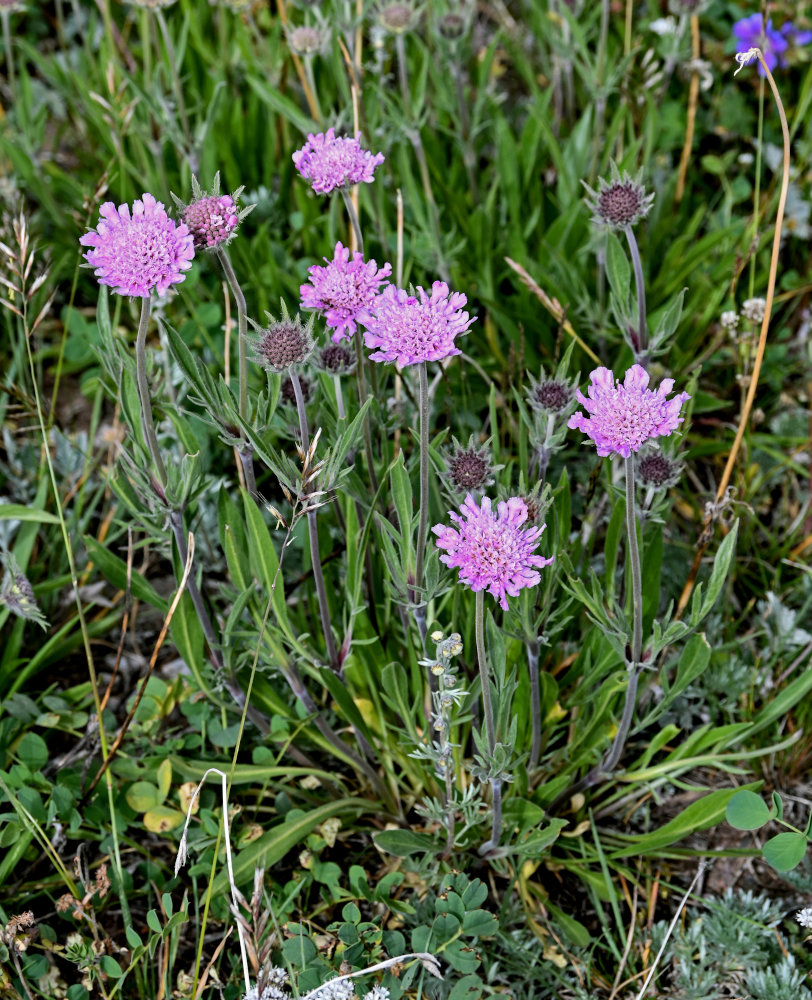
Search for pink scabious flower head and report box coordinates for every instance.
[299,241,392,343]
[568,365,690,458]
[173,173,253,251]
[432,494,554,611]
[80,193,195,298]
[292,128,385,195]
[361,281,475,370]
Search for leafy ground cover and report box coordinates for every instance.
[2,0,812,997]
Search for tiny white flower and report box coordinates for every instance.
[796,907,812,929]
[742,297,767,324]
[649,16,677,35]
[720,310,739,331]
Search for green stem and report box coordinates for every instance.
[215,247,257,498]
[601,454,643,773]
[475,591,502,854]
[412,362,430,646]
[527,638,541,769]
[290,371,340,673]
[134,297,168,486]
[624,225,647,362]
[2,10,15,105]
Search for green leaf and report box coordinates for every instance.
[604,232,631,305]
[762,832,807,872]
[726,790,773,831]
[373,829,438,858]
[462,909,498,937]
[0,504,60,524]
[214,799,373,891]
[16,732,48,771]
[84,536,169,614]
[610,787,746,857]
[99,956,123,979]
[126,781,161,813]
[146,909,162,934]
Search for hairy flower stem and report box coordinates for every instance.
[600,454,643,774]
[290,371,341,673]
[527,638,542,769]
[215,247,258,499]
[412,362,431,648]
[134,298,168,486]
[475,591,503,855]
[340,189,379,496]
[624,226,647,362]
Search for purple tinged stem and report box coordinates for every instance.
[135,297,168,486]
[216,246,258,500]
[413,361,430,649]
[624,224,648,361]
[474,590,503,855]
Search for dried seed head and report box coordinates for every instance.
[637,449,683,490]
[379,1,418,33]
[315,342,356,375]
[583,163,655,230]
[287,25,326,55]
[252,305,315,373]
[436,12,467,41]
[442,436,498,494]
[741,297,766,324]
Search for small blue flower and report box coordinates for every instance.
[732,14,812,75]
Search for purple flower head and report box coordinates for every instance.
[433,494,553,611]
[183,194,238,250]
[732,14,811,75]
[361,281,475,370]
[292,128,385,195]
[80,193,195,298]
[568,365,690,458]
[300,241,392,343]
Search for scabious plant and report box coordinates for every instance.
[251,306,316,374]
[80,193,194,297]
[178,173,250,251]
[292,128,385,194]
[433,494,552,611]
[361,281,474,369]
[568,365,690,458]
[299,241,392,343]
[434,494,553,854]
[440,435,500,496]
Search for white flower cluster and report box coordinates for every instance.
[796,907,812,929]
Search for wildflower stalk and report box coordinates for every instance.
[339,189,379,495]
[215,246,257,499]
[600,454,643,774]
[624,225,647,361]
[289,371,341,673]
[412,361,431,646]
[527,637,542,769]
[474,591,503,855]
[134,298,168,486]
[677,47,789,618]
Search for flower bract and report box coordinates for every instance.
[568,365,690,458]
[432,494,553,610]
[80,193,195,297]
[361,281,475,370]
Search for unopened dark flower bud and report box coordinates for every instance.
[526,374,574,414]
[583,163,655,230]
[637,449,683,490]
[251,304,315,373]
[441,436,499,494]
[379,1,418,33]
[315,342,356,375]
